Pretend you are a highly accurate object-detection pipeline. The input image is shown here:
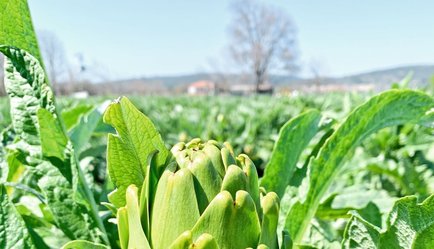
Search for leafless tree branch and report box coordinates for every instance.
[228,0,298,92]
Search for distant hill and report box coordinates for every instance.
[337,65,434,86]
[106,65,434,91]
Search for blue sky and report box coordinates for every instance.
[28,0,434,80]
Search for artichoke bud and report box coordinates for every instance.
[141,139,281,248]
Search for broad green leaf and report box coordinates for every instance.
[151,167,200,249]
[38,108,68,162]
[0,184,35,248]
[261,110,321,198]
[36,160,102,242]
[61,104,94,131]
[37,108,105,242]
[61,240,109,249]
[0,45,55,163]
[286,90,434,245]
[69,102,109,155]
[343,195,434,249]
[316,196,382,228]
[191,190,261,249]
[1,45,108,244]
[104,96,170,208]
[0,0,43,63]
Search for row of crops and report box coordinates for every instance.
[1,0,434,248]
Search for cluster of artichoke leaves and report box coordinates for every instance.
[116,139,282,249]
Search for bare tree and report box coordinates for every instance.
[38,30,68,87]
[308,58,328,90]
[228,0,297,92]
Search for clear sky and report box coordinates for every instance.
[28,0,434,80]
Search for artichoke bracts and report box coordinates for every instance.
[114,139,280,249]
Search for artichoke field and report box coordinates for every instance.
[2,1,434,248]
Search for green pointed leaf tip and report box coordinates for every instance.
[261,110,321,198]
[286,90,434,245]
[104,96,170,207]
[343,195,434,249]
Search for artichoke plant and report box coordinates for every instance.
[114,138,282,249]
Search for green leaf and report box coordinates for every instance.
[0,0,43,63]
[343,195,434,249]
[286,90,434,245]
[261,110,321,198]
[61,240,109,249]
[125,185,150,249]
[259,192,280,249]
[104,97,170,208]
[61,104,94,131]
[191,190,261,249]
[37,108,106,243]
[38,108,68,162]
[0,184,35,248]
[139,151,159,238]
[69,102,108,156]
[36,160,101,242]
[0,45,55,163]
[117,207,129,249]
